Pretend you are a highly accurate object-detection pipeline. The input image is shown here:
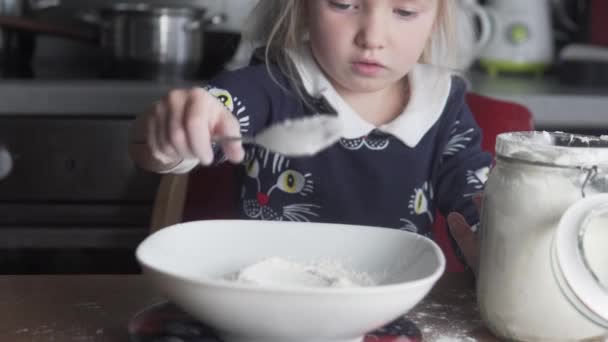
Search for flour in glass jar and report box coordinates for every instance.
[478,132,608,340]
[222,257,377,288]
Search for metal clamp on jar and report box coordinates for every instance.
[478,131,608,341]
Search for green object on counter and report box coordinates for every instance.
[479,59,549,78]
[509,24,530,45]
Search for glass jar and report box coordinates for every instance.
[478,132,608,341]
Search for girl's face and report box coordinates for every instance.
[306,0,439,95]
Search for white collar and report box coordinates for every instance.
[288,47,453,147]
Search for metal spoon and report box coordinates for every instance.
[213,115,343,157]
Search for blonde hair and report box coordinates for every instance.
[243,0,458,98]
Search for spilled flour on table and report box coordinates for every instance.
[434,337,476,342]
[407,288,483,342]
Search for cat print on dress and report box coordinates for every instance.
[206,86,249,129]
[206,86,251,163]
[398,218,419,233]
[443,120,474,157]
[464,166,490,197]
[398,218,433,239]
[241,147,321,222]
[408,181,434,223]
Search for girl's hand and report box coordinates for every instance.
[132,87,245,170]
[447,193,483,277]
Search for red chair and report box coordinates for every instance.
[432,93,534,272]
[153,93,534,273]
[466,93,534,156]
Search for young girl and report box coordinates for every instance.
[130,0,490,271]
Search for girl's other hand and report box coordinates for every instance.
[135,87,245,168]
[447,193,483,277]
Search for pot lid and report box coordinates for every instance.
[553,193,608,328]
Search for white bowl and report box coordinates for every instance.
[136,220,445,342]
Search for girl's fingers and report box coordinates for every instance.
[153,87,244,166]
[214,109,245,164]
[165,89,192,158]
[473,192,483,212]
[183,88,215,165]
[147,111,176,164]
[447,212,479,276]
[152,102,179,160]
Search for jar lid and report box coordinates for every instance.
[496,132,608,169]
[553,194,608,328]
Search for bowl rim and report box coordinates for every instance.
[136,219,446,295]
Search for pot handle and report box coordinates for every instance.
[553,193,608,328]
[30,0,61,10]
[183,13,225,32]
[77,10,111,30]
[0,15,98,43]
[0,142,12,182]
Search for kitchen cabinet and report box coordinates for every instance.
[0,82,164,274]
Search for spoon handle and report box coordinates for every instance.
[212,136,254,144]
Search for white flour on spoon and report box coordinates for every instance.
[223,257,377,288]
[254,115,343,157]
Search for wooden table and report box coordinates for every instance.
[0,272,500,342]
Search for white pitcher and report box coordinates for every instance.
[478,0,554,76]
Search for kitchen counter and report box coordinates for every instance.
[0,272,499,342]
[0,274,162,341]
[468,71,608,130]
[0,80,177,116]
[0,73,607,130]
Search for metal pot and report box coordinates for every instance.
[90,3,224,81]
[0,2,225,80]
[0,0,21,16]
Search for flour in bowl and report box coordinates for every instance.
[223,257,377,288]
